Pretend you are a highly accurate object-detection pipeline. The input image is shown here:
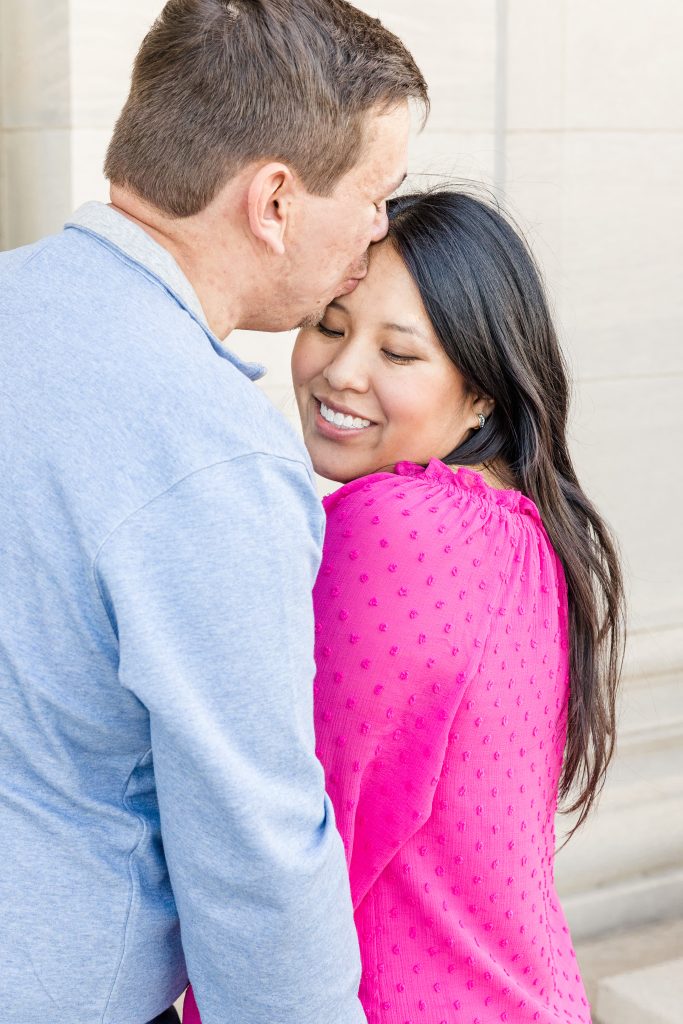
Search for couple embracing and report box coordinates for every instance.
[0,2,623,1023]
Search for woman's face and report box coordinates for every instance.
[292,241,484,483]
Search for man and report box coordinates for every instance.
[0,2,427,1022]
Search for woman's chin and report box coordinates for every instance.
[309,455,395,485]
[311,463,356,485]
[304,441,359,484]
[303,424,399,483]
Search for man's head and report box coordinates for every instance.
[104,0,428,334]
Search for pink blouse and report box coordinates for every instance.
[313,460,590,1024]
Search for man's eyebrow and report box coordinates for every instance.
[386,171,407,196]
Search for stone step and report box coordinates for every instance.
[552,668,683,939]
[555,773,683,897]
[622,626,683,685]
[575,917,683,1009]
[596,957,683,1024]
[618,671,683,748]
[561,865,683,941]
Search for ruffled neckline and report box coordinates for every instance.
[394,458,542,522]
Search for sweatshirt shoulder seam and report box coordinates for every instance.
[92,451,312,569]
[91,451,314,635]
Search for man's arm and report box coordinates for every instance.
[95,453,365,1024]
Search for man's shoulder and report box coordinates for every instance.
[0,224,314,546]
[0,235,57,294]
[0,236,53,267]
[185,376,314,488]
[0,224,154,323]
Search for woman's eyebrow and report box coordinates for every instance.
[328,301,427,342]
[381,320,427,341]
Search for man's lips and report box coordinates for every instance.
[336,277,363,296]
[336,265,368,297]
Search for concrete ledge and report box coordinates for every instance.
[575,918,683,1009]
[596,957,683,1024]
[623,625,683,682]
[561,867,683,941]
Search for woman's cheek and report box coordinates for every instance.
[291,334,319,387]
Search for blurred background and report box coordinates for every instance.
[1,2,681,1020]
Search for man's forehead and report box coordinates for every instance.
[363,105,410,176]
[337,104,409,195]
[345,155,403,191]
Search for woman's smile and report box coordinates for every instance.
[315,398,376,433]
[292,242,481,483]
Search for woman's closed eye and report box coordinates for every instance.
[316,324,417,365]
[383,349,417,365]
[317,323,344,339]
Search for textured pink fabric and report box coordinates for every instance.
[183,985,199,1024]
[313,460,590,1024]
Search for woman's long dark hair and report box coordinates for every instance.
[387,189,625,836]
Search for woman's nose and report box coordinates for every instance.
[322,345,370,393]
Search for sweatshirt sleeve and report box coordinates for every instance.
[94,452,366,1024]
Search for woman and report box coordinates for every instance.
[184,190,624,1024]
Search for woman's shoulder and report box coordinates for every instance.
[323,458,542,534]
[319,460,553,601]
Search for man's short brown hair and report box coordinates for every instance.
[104,0,428,218]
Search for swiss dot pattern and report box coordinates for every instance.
[313,460,589,1024]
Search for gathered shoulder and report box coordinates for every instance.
[323,458,544,563]
[319,459,564,625]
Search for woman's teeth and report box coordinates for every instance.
[320,401,372,430]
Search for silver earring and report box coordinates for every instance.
[477,413,486,430]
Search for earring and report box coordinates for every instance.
[477,413,487,430]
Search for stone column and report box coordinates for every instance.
[0,0,71,248]
[0,0,163,249]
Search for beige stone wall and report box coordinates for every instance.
[1,0,681,941]
[0,1,163,245]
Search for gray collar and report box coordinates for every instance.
[66,202,266,382]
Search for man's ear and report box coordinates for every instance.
[246,162,295,256]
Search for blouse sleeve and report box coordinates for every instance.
[313,469,522,909]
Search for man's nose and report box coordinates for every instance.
[370,203,389,243]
